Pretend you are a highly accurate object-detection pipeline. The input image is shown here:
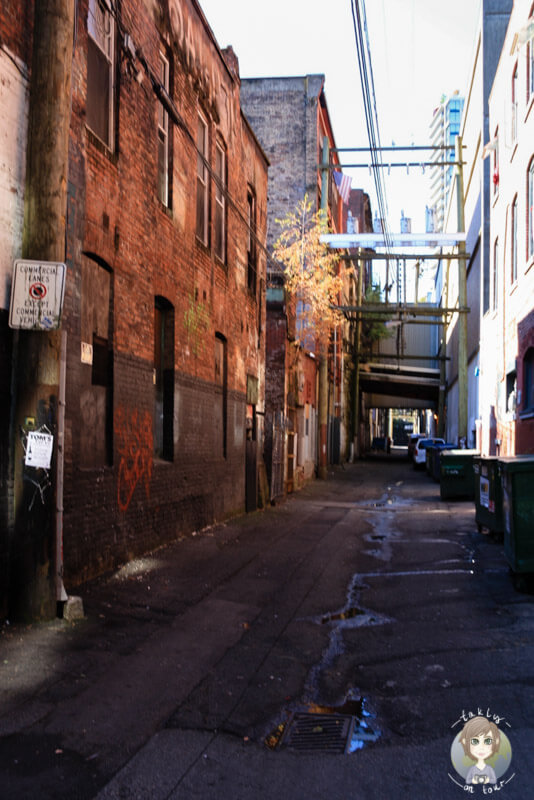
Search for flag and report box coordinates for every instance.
[334,170,351,204]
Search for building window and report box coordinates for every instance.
[523,348,534,412]
[511,195,518,284]
[157,51,170,207]
[512,63,518,144]
[506,369,517,415]
[87,0,115,148]
[528,7,534,103]
[492,128,499,197]
[492,238,499,312]
[214,139,226,262]
[247,187,257,293]
[196,113,209,245]
[528,158,534,261]
[154,297,174,461]
[214,334,227,458]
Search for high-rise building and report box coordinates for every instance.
[429,92,464,232]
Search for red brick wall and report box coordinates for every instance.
[3,0,269,586]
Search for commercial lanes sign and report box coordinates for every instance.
[9,259,66,330]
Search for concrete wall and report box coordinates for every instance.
[485,0,534,455]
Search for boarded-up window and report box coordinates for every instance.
[80,256,113,467]
[154,297,174,460]
[215,334,227,457]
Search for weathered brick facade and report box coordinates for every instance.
[240,75,347,492]
[1,0,267,603]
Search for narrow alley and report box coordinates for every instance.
[1,456,532,799]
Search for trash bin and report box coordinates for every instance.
[431,444,456,482]
[440,450,479,500]
[473,456,503,536]
[499,456,534,586]
[425,446,435,476]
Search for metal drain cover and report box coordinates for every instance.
[280,713,356,754]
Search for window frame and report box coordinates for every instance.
[492,237,499,312]
[214,137,227,263]
[511,194,518,284]
[214,333,227,458]
[523,347,534,413]
[87,0,115,149]
[492,127,499,198]
[528,157,534,262]
[154,296,174,462]
[157,50,170,208]
[196,112,209,246]
[512,62,518,145]
[527,6,534,105]
[247,187,257,294]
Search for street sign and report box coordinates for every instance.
[9,259,66,330]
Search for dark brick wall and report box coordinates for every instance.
[60,0,267,586]
[2,0,268,591]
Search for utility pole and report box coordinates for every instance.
[456,135,468,445]
[10,0,74,619]
[318,135,330,479]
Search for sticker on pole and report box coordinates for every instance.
[9,259,66,330]
[25,431,54,469]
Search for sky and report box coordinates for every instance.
[198,0,481,236]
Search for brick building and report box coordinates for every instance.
[1,0,268,615]
[240,75,348,496]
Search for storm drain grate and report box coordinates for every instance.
[280,713,356,754]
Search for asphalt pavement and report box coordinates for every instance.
[1,454,533,799]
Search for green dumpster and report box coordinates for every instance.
[499,457,534,582]
[431,444,456,482]
[440,450,479,500]
[473,457,504,536]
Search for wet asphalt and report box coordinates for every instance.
[1,454,533,799]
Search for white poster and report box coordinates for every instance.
[25,431,54,469]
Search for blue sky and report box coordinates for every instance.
[198,0,481,233]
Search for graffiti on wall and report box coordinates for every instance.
[115,406,153,512]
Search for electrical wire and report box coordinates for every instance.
[350,0,391,251]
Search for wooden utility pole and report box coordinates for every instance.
[10,0,74,620]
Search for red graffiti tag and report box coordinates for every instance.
[115,406,153,512]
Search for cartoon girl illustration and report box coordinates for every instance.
[459,716,500,785]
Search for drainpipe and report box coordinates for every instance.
[56,330,68,603]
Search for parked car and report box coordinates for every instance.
[407,433,424,461]
[413,437,445,468]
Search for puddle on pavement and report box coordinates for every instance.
[320,607,366,624]
[266,575,385,753]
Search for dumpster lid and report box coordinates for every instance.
[441,449,480,458]
[498,456,534,471]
